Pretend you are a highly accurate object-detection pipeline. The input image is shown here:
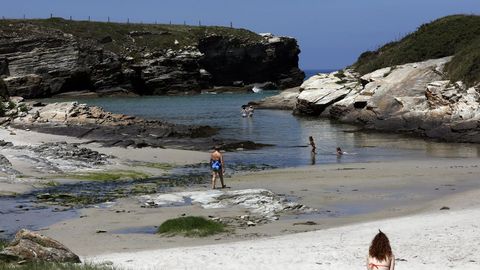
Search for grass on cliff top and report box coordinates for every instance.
[0,17,262,56]
[352,15,480,86]
[62,170,150,181]
[0,262,116,270]
[157,216,225,237]
[0,239,7,250]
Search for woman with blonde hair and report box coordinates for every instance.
[367,230,395,270]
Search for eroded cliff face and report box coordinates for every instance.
[294,57,480,143]
[0,20,304,98]
[198,34,304,89]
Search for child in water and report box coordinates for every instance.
[241,105,248,117]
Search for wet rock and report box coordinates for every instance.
[440,206,450,210]
[140,189,313,220]
[0,229,80,263]
[293,221,317,226]
[15,141,109,165]
[11,101,219,149]
[219,140,273,151]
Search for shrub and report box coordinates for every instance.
[6,101,15,110]
[0,102,5,117]
[352,15,480,86]
[157,216,225,237]
[18,103,28,113]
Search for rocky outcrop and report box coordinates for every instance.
[10,101,218,148]
[249,87,300,110]
[0,229,80,263]
[0,20,303,98]
[140,188,312,220]
[294,57,480,143]
[198,34,304,89]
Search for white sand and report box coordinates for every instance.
[90,205,480,270]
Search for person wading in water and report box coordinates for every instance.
[210,146,226,189]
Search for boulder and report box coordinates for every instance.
[0,229,80,263]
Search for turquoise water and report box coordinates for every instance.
[61,92,480,168]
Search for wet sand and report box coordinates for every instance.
[42,158,480,256]
[1,126,480,269]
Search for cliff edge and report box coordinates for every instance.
[286,15,480,143]
[0,18,304,98]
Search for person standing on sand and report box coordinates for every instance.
[367,230,395,270]
[210,146,226,189]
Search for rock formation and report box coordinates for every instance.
[294,57,480,143]
[0,229,80,263]
[248,87,300,110]
[9,101,218,148]
[0,19,304,98]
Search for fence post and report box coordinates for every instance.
[127,18,129,24]
[88,16,90,21]
[108,16,110,23]
[230,22,233,28]
[50,13,53,18]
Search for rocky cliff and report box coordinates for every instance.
[0,18,304,98]
[295,57,480,143]
[285,15,480,143]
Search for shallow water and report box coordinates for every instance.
[0,197,78,236]
[51,92,480,168]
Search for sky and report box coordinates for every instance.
[2,0,479,69]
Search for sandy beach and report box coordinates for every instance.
[1,126,480,269]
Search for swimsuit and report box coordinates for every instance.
[368,263,389,269]
[211,160,222,171]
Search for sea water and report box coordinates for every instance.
[59,92,480,168]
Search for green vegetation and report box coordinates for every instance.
[352,15,480,86]
[0,262,115,270]
[0,239,8,250]
[43,180,59,187]
[0,18,262,60]
[6,101,15,110]
[0,102,5,117]
[140,162,176,171]
[63,170,150,181]
[445,37,480,86]
[157,216,226,237]
[18,104,29,113]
